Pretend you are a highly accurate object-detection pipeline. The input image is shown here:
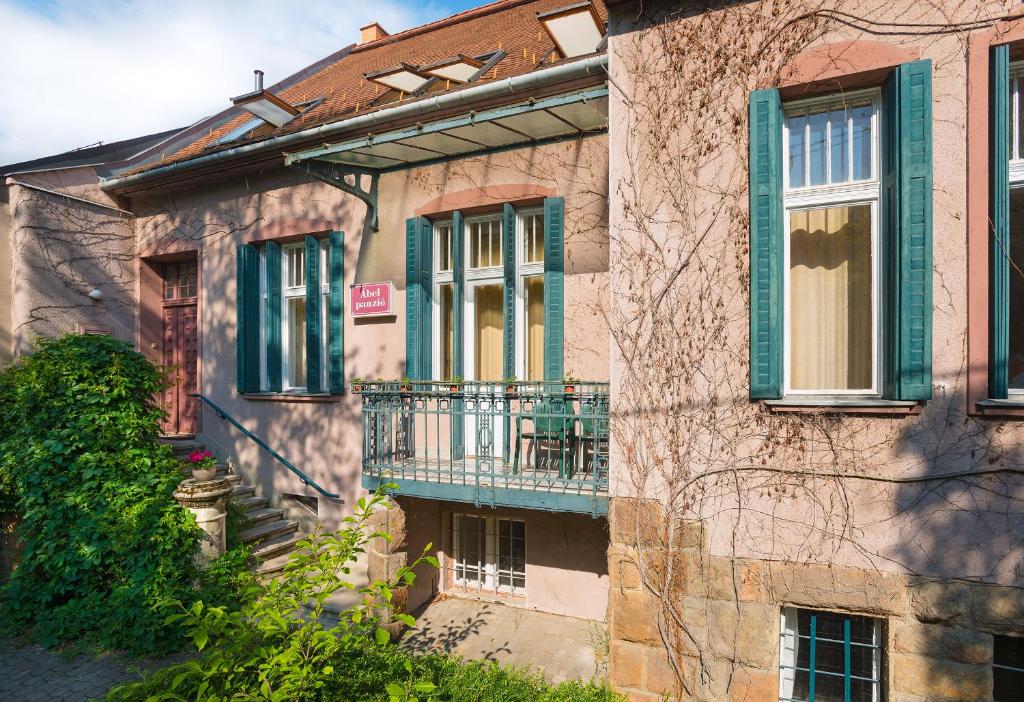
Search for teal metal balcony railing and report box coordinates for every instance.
[357,381,609,516]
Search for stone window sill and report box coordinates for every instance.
[764,397,922,415]
[975,399,1024,418]
[242,393,341,403]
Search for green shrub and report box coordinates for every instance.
[106,488,621,702]
[0,334,245,655]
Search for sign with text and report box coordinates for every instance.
[350,282,393,317]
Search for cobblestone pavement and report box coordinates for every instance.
[0,640,181,702]
[402,597,607,685]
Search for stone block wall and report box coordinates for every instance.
[606,497,1019,701]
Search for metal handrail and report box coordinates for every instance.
[190,393,340,499]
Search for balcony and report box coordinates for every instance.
[357,381,609,515]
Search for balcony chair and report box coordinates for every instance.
[576,398,609,481]
[512,397,576,478]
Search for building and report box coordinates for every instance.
[4,0,1024,699]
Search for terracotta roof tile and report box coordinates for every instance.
[145,0,607,173]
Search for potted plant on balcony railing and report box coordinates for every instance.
[187,449,218,482]
[563,372,580,395]
[399,376,412,393]
[445,375,463,393]
[351,377,364,393]
[504,375,518,395]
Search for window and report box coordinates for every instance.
[237,233,343,395]
[163,261,198,301]
[410,199,564,385]
[1006,64,1024,393]
[749,61,933,403]
[274,243,328,391]
[783,92,880,396]
[451,514,526,594]
[995,635,1024,701]
[779,608,883,702]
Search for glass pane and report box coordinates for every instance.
[474,284,504,381]
[287,297,306,387]
[1010,188,1024,390]
[497,519,526,589]
[789,205,873,391]
[287,247,305,288]
[851,105,873,180]
[787,114,806,188]
[526,277,545,381]
[454,515,486,585]
[995,634,1024,669]
[1016,77,1023,161]
[524,213,545,263]
[850,678,878,702]
[812,672,845,702]
[995,666,1024,702]
[439,284,454,380]
[470,224,480,268]
[829,107,849,184]
[808,110,827,186]
[164,264,176,299]
[438,226,452,272]
[490,220,503,267]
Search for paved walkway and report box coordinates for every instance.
[402,597,607,685]
[0,640,181,702]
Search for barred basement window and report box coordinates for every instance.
[451,514,526,595]
[779,608,883,702]
[994,634,1024,701]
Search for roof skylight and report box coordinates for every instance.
[365,64,431,93]
[230,70,301,127]
[216,117,264,145]
[538,2,604,59]
[421,55,484,84]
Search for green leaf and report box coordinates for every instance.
[194,629,209,651]
[413,682,436,693]
[375,627,390,645]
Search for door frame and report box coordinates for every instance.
[139,250,202,436]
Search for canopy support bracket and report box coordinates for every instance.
[291,160,379,231]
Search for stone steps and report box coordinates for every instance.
[163,439,308,579]
[240,518,299,546]
[243,507,285,528]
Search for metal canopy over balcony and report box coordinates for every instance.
[357,381,609,516]
[283,85,608,230]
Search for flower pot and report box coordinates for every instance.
[564,385,576,394]
[400,384,411,393]
[449,385,460,393]
[505,385,517,395]
[353,384,363,393]
[192,467,217,482]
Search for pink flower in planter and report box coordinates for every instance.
[187,450,216,469]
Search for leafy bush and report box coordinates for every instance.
[107,490,439,701]
[106,489,620,702]
[0,334,245,654]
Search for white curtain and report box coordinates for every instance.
[789,205,873,391]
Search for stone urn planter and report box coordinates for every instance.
[173,477,233,568]
[192,467,217,482]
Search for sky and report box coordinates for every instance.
[0,0,483,166]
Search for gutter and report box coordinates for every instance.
[101,53,608,193]
[8,180,135,216]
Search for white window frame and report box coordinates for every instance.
[450,513,526,596]
[778,607,882,702]
[781,89,882,398]
[432,221,455,378]
[515,208,545,381]
[264,240,329,394]
[1008,63,1024,395]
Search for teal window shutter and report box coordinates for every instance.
[236,243,261,393]
[405,217,420,380]
[452,211,465,377]
[883,60,934,400]
[405,217,433,380]
[748,88,783,399]
[328,231,345,394]
[418,217,433,380]
[991,45,1011,399]
[503,203,517,380]
[265,241,282,392]
[305,234,322,392]
[452,211,465,459]
[543,197,565,381]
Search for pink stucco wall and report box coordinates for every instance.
[607,0,1024,587]
[401,496,610,621]
[130,135,609,523]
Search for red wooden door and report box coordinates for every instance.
[161,262,199,436]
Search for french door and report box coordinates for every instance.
[160,261,199,436]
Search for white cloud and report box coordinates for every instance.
[0,0,462,165]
